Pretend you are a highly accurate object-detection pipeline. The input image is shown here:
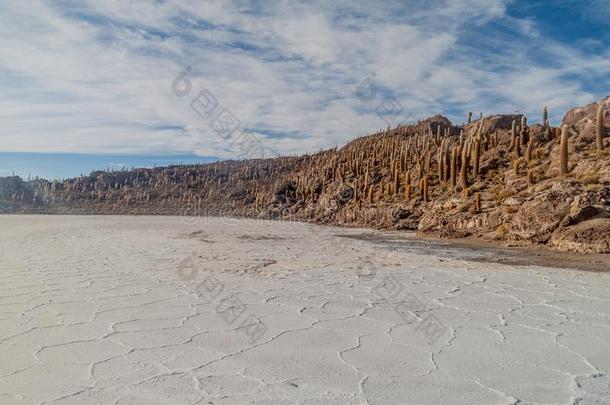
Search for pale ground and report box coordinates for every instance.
[0,215,609,405]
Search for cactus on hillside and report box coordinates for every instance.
[525,141,532,162]
[560,125,569,175]
[460,143,469,190]
[596,103,605,152]
[543,106,548,128]
[450,145,458,188]
[509,120,516,150]
[520,116,529,146]
[472,140,480,178]
[527,169,534,186]
[421,176,429,202]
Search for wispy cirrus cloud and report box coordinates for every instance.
[0,0,608,159]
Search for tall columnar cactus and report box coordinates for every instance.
[543,106,548,128]
[437,139,445,183]
[596,104,605,152]
[468,112,472,124]
[420,176,429,202]
[476,118,484,139]
[472,140,480,178]
[450,145,457,187]
[509,120,516,150]
[460,143,469,190]
[393,166,399,195]
[525,141,532,162]
[520,116,529,146]
[527,169,534,186]
[560,125,569,175]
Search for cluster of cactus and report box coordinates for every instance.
[26,97,607,226]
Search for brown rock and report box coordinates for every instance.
[508,193,570,243]
[560,205,609,227]
[562,95,610,134]
[549,218,610,253]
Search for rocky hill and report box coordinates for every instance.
[3,97,610,253]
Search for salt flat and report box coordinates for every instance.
[0,215,609,405]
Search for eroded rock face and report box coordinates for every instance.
[550,218,610,253]
[560,205,609,227]
[478,114,523,133]
[562,95,609,127]
[508,192,571,244]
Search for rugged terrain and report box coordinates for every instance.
[2,97,609,253]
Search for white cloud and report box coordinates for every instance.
[0,0,608,158]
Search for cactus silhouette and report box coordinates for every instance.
[560,125,569,175]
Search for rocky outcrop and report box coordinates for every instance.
[550,218,610,253]
[3,96,610,253]
[508,191,571,243]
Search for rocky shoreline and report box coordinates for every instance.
[2,97,609,253]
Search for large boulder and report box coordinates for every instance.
[562,95,609,127]
[463,114,522,135]
[549,218,610,253]
[562,95,610,145]
[508,191,571,243]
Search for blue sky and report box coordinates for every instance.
[0,0,609,179]
[0,152,214,180]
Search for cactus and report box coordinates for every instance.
[450,145,457,187]
[513,158,520,176]
[437,139,445,182]
[393,167,399,195]
[472,140,480,178]
[560,125,569,175]
[460,143,469,190]
[520,116,529,146]
[509,120,516,150]
[525,141,532,162]
[543,106,548,128]
[527,169,534,185]
[476,118,484,139]
[420,176,429,202]
[555,127,562,144]
[596,103,605,152]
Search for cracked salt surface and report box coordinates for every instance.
[0,215,609,405]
